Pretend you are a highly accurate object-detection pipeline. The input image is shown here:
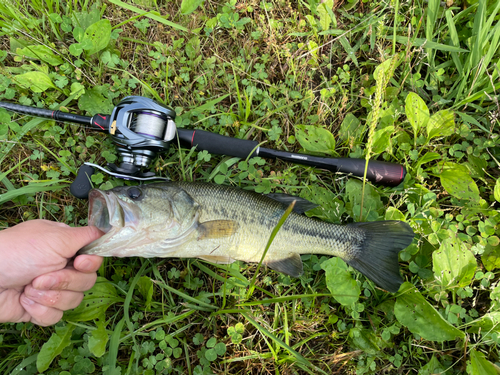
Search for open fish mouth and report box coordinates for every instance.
[88,189,122,233]
[88,189,141,233]
[80,189,143,255]
[88,189,115,233]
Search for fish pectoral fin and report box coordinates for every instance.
[266,253,303,278]
[197,220,239,240]
[198,255,236,264]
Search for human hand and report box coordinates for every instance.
[0,219,103,326]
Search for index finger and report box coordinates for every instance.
[31,267,98,292]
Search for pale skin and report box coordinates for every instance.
[0,220,103,326]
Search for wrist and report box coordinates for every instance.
[0,228,13,289]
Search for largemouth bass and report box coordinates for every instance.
[80,182,414,292]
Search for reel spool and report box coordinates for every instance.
[107,96,177,177]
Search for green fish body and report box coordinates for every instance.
[80,182,414,292]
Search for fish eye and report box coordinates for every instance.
[127,187,142,200]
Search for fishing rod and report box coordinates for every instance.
[0,96,406,198]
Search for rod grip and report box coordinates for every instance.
[177,129,259,159]
[336,158,405,187]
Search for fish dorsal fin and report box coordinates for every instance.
[266,253,303,278]
[198,255,235,264]
[266,193,318,214]
[197,220,239,240]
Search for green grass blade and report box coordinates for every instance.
[106,317,125,375]
[0,118,45,165]
[108,0,188,32]
[388,35,469,53]
[8,354,38,375]
[241,312,327,375]
[469,0,485,70]
[0,156,30,185]
[185,94,230,117]
[151,267,217,310]
[445,9,463,76]
[425,0,441,66]
[246,200,296,299]
[0,181,69,205]
[339,36,358,67]
[237,294,331,306]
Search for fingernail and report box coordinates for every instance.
[79,259,92,271]
[26,288,45,298]
[22,296,35,306]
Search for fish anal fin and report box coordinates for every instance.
[198,255,235,264]
[197,220,239,240]
[266,253,303,278]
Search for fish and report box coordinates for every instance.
[79,182,415,292]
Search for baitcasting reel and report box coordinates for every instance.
[0,96,177,198]
[101,96,176,177]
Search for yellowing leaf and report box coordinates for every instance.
[181,0,204,15]
[15,45,63,66]
[427,109,455,139]
[494,178,500,203]
[88,318,109,358]
[83,19,111,55]
[405,92,429,136]
[70,82,85,99]
[432,237,477,289]
[439,162,480,203]
[317,0,334,31]
[14,71,55,92]
[295,125,335,155]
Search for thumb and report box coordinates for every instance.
[57,225,104,258]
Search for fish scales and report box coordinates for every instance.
[175,181,364,261]
[79,182,415,292]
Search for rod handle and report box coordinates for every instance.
[333,158,405,187]
[177,129,258,159]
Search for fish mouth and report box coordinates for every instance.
[88,189,114,233]
[88,189,140,233]
[80,189,143,255]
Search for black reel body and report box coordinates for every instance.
[108,96,177,177]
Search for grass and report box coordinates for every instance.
[1,0,500,374]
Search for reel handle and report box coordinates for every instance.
[70,164,95,199]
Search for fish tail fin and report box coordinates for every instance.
[346,221,414,293]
